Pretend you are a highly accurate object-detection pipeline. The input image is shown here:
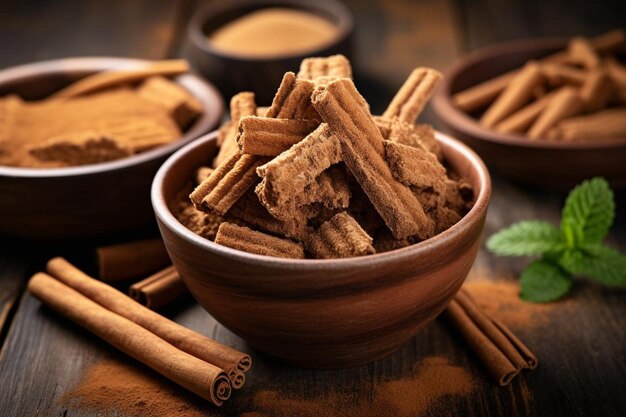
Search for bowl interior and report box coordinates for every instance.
[0,57,224,176]
[153,130,490,271]
[191,0,353,61]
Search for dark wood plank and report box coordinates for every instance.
[0,0,181,67]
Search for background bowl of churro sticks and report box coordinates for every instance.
[432,30,626,188]
[0,57,223,239]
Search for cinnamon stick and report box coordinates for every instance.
[129,266,188,309]
[28,272,232,405]
[452,29,625,112]
[51,60,190,99]
[527,87,584,139]
[46,257,251,388]
[444,289,537,386]
[96,239,171,282]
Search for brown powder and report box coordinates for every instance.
[247,356,474,417]
[62,358,216,417]
[65,356,474,417]
[208,8,338,57]
[464,279,572,329]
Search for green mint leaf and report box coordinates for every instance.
[520,260,573,303]
[559,244,626,287]
[561,177,614,244]
[486,221,564,256]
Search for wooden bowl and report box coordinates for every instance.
[0,57,224,239]
[432,38,626,189]
[187,0,354,104]
[152,131,491,368]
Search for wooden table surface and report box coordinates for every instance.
[1,1,625,416]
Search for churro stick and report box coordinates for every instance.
[29,133,131,166]
[579,68,613,112]
[528,87,584,139]
[548,108,626,141]
[265,72,316,119]
[480,62,544,128]
[375,116,441,160]
[237,116,319,156]
[215,222,305,259]
[305,212,375,259]
[542,63,587,86]
[384,141,447,195]
[452,29,626,112]
[297,55,352,85]
[137,76,203,128]
[567,37,601,69]
[382,68,442,124]
[256,123,342,213]
[51,60,190,99]
[229,189,309,241]
[312,78,434,240]
[214,92,257,167]
[191,152,268,215]
[495,90,558,134]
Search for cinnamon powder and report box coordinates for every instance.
[65,356,474,416]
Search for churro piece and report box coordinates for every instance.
[382,68,442,124]
[312,78,434,240]
[237,116,319,156]
[191,152,268,215]
[579,68,613,112]
[228,189,309,241]
[137,76,203,128]
[480,62,545,128]
[214,92,257,167]
[215,222,305,259]
[528,87,584,139]
[373,229,411,253]
[29,133,131,166]
[495,90,558,134]
[375,116,441,160]
[452,29,626,112]
[542,63,587,86]
[51,60,190,99]
[567,37,600,69]
[444,178,474,215]
[195,166,214,185]
[297,54,352,85]
[171,187,224,241]
[256,123,342,213]
[265,72,316,119]
[305,212,375,259]
[547,108,626,141]
[384,141,447,195]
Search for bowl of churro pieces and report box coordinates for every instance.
[0,57,223,239]
[432,29,626,188]
[153,55,491,367]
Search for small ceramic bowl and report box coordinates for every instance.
[187,0,354,104]
[0,57,223,239]
[432,38,626,189]
[152,131,491,368]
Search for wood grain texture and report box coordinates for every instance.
[0,0,625,416]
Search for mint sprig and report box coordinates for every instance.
[487,177,626,303]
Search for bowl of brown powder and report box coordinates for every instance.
[0,57,223,239]
[152,56,491,368]
[188,0,353,104]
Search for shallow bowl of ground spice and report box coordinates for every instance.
[0,57,223,239]
[152,130,491,368]
[188,0,354,104]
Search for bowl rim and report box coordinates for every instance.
[0,56,224,178]
[432,36,626,150]
[188,0,354,62]
[152,129,491,269]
